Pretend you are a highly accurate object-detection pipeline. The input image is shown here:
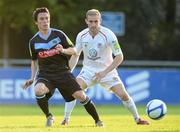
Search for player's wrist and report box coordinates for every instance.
[61,48,65,54]
[103,69,109,75]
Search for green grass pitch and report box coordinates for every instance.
[0,105,180,132]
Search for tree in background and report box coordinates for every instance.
[0,0,179,61]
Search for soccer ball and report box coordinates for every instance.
[146,99,167,120]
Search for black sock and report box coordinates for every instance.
[81,97,100,123]
[36,94,51,117]
[46,92,53,100]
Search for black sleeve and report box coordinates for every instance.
[60,32,74,49]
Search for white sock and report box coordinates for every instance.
[64,99,76,120]
[122,97,140,122]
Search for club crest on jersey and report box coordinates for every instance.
[87,48,100,60]
[97,43,102,48]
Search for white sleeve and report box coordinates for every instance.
[108,30,123,56]
[75,33,83,55]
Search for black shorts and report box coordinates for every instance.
[35,72,81,102]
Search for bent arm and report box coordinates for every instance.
[69,54,80,71]
[62,47,77,55]
[31,60,38,80]
[104,54,123,74]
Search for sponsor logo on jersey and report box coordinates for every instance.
[38,48,60,58]
[89,49,97,57]
[87,48,101,60]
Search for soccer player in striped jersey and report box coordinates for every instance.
[59,9,149,125]
[22,7,103,127]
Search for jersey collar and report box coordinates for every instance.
[38,28,52,40]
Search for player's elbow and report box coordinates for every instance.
[72,47,78,55]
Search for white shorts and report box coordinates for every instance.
[77,68,124,90]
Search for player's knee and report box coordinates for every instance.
[34,84,46,96]
[34,88,44,96]
[72,90,86,102]
[80,96,90,105]
[114,89,130,101]
[120,94,130,101]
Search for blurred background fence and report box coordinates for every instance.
[0,59,180,105]
[0,59,180,68]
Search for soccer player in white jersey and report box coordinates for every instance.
[58,9,149,125]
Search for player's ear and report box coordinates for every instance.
[85,18,88,24]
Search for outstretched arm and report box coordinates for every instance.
[55,44,77,55]
[22,60,38,89]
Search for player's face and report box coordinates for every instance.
[85,15,101,34]
[36,12,50,32]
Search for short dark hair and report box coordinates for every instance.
[33,7,50,22]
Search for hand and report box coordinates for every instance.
[22,79,34,89]
[92,71,107,82]
[55,44,64,53]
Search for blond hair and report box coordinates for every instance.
[86,9,101,18]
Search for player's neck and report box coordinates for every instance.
[89,27,100,38]
[39,29,49,36]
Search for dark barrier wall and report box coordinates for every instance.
[0,68,179,105]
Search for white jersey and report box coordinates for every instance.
[75,26,123,72]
